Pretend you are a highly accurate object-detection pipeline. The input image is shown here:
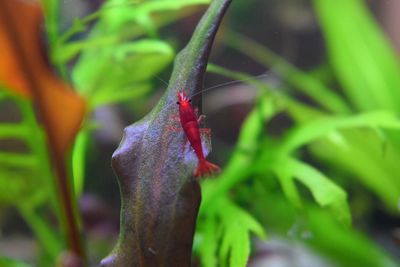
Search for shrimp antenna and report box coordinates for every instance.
[153,74,170,87]
[189,73,268,99]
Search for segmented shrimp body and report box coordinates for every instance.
[177,91,220,177]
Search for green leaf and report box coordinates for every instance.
[202,95,282,206]
[90,82,152,107]
[281,110,400,154]
[0,152,37,168]
[273,157,351,225]
[54,0,211,63]
[313,0,400,112]
[0,257,31,267]
[220,223,250,267]
[0,169,31,204]
[196,214,219,267]
[102,0,211,31]
[273,167,302,208]
[307,207,398,267]
[218,198,266,267]
[198,196,264,267]
[18,204,62,259]
[73,39,174,108]
[258,191,398,267]
[0,123,29,139]
[71,129,89,196]
[309,129,400,211]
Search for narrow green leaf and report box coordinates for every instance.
[90,83,152,108]
[0,257,31,267]
[0,124,28,139]
[229,227,250,267]
[72,129,89,196]
[273,167,303,209]
[281,110,400,154]
[102,0,211,31]
[0,152,37,168]
[73,39,174,108]
[18,204,62,260]
[197,215,219,267]
[313,0,400,112]
[220,223,250,267]
[225,31,351,114]
[310,129,400,211]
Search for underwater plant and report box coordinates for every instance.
[0,0,399,267]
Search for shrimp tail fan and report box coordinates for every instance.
[194,159,220,178]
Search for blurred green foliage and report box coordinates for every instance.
[0,0,210,265]
[1,0,400,266]
[194,0,400,266]
[0,92,62,264]
[0,257,31,267]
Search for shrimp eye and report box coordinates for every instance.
[176,101,180,105]
[189,99,192,102]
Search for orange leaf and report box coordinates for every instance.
[0,0,85,159]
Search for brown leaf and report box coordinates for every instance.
[0,0,85,158]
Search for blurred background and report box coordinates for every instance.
[1,0,400,266]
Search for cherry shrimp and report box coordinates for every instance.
[176,91,220,177]
[167,73,267,178]
[172,74,265,177]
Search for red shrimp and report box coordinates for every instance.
[177,91,220,177]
